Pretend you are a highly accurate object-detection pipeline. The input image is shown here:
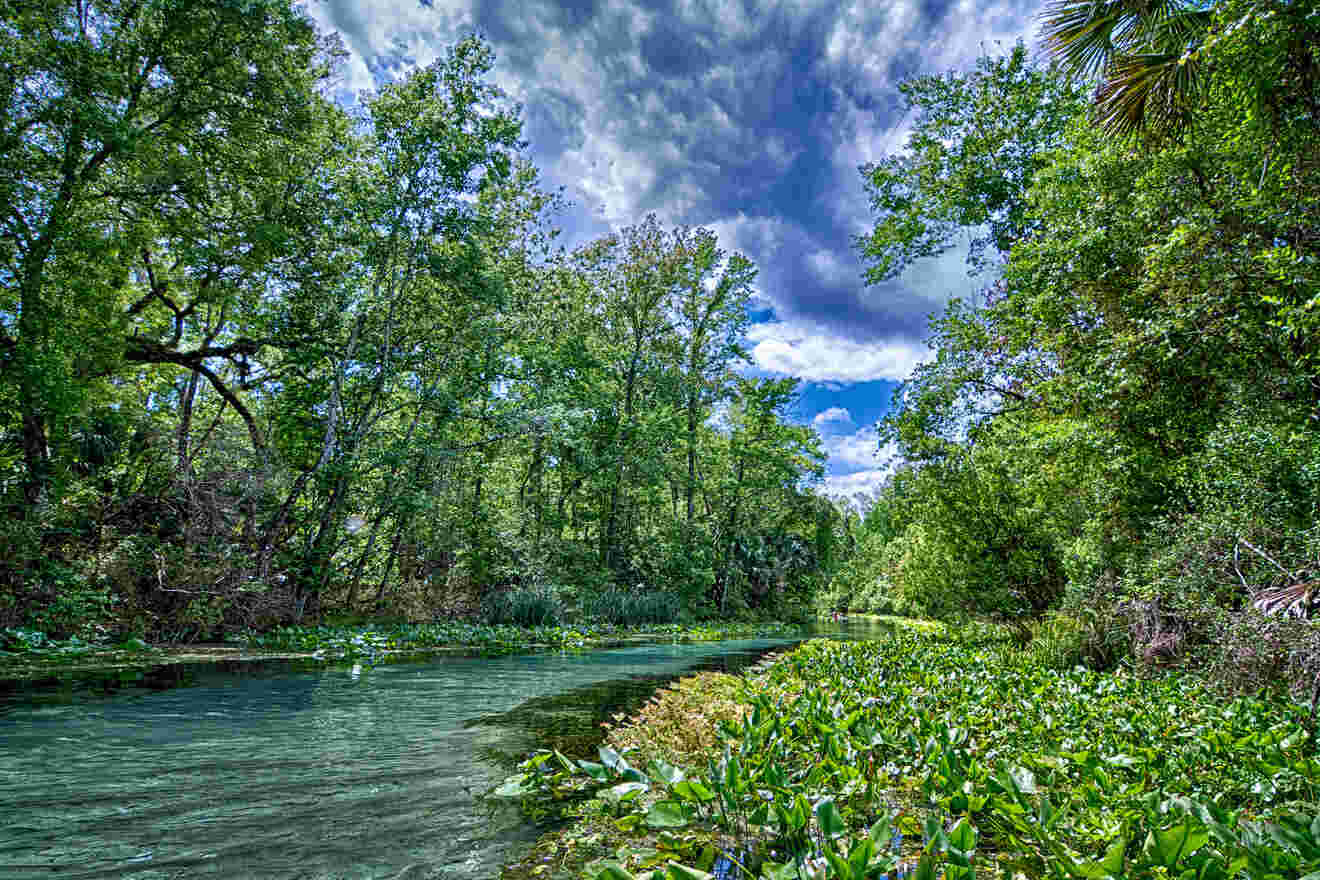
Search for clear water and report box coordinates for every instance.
[0,634,858,880]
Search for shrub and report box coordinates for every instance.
[1207,610,1320,697]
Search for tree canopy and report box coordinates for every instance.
[833,2,1320,637]
[0,1,839,641]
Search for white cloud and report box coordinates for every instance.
[812,406,854,430]
[820,424,894,473]
[823,468,893,504]
[747,318,927,383]
[307,0,476,94]
[818,423,900,507]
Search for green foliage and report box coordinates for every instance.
[483,586,564,627]
[0,7,834,635]
[843,5,1320,655]
[582,589,685,626]
[857,44,1085,282]
[527,634,1320,878]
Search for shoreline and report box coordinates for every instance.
[0,621,813,682]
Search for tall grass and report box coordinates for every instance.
[481,586,562,627]
[581,588,683,625]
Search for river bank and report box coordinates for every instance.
[0,621,811,681]
[497,625,1320,880]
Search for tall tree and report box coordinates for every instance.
[669,227,755,524]
[857,45,1085,283]
[0,0,332,510]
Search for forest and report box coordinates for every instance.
[6,2,1320,879]
[826,0,1320,690]
[1,1,836,649]
[2,0,1319,685]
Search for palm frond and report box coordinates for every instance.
[1041,0,1212,136]
[1252,580,1319,619]
[1095,49,1200,136]
[1041,0,1188,78]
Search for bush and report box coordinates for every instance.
[481,586,562,626]
[581,587,683,625]
[1207,610,1320,698]
[1020,607,1132,672]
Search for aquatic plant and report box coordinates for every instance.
[582,589,685,625]
[483,586,564,627]
[502,632,1320,878]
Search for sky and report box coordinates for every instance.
[305,0,1044,505]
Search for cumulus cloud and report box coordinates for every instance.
[816,422,898,505]
[819,423,891,472]
[823,468,893,504]
[748,318,927,383]
[812,406,855,430]
[303,0,1037,345]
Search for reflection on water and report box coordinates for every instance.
[0,636,840,879]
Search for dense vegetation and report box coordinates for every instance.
[502,629,1320,880]
[826,0,1320,686]
[0,0,839,647]
[3,0,1318,684]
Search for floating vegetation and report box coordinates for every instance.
[498,631,1320,879]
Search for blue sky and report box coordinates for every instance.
[307,0,1042,504]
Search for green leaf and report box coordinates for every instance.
[646,801,690,829]
[1101,833,1127,874]
[592,861,637,880]
[815,797,846,837]
[665,864,713,880]
[579,760,609,781]
[1143,823,1208,868]
[648,759,685,786]
[993,765,1037,796]
[673,780,715,803]
[610,781,649,802]
[825,847,853,880]
[914,852,939,880]
[761,862,799,880]
[848,837,876,878]
[948,817,978,854]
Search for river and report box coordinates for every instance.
[0,621,889,879]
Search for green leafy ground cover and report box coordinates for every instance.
[499,631,1320,880]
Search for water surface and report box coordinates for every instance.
[1,636,828,879]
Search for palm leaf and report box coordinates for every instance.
[1095,49,1200,136]
[1041,0,1187,77]
[1041,0,1213,135]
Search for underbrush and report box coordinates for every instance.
[498,633,1320,879]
